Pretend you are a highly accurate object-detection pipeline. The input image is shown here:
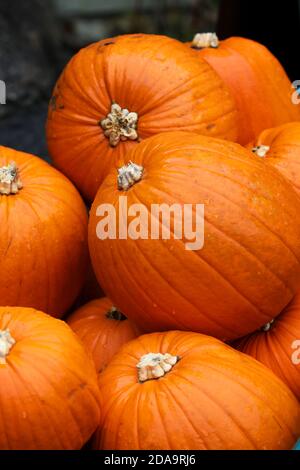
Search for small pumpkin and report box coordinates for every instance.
[0,306,100,450]
[93,331,300,450]
[89,131,300,341]
[234,292,300,401]
[67,298,141,373]
[0,146,88,317]
[47,33,239,202]
[188,34,300,145]
[251,122,300,194]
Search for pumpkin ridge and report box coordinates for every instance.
[164,375,225,449]
[64,55,104,115]
[172,369,258,449]
[135,181,291,320]
[148,176,294,299]
[120,190,264,335]
[102,221,157,327]
[20,195,52,310]
[157,169,300,266]
[110,228,189,329]
[8,358,66,449]
[138,68,213,117]
[126,190,249,333]
[269,328,298,386]
[23,352,87,445]
[152,381,174,449]
[201,359,297,440]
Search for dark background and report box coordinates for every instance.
[0,0,299,160]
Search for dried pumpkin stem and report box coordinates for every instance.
[0,162,23,195]
[192,32,219,49]
[252,145,270,158]
[261,319,275,332]
[100,103,139,147]
[137,352,179,383]
[106,306,127,321]
[118,161,144,191]
[0,329,15,364]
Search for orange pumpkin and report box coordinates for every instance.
[188,34,300,145]
[93,331,300,450]
[251,122,300,194]
[89,131,300,341]
[47,33,239,202]
[67,298,141,373]
[0,146,88,317]
[0,306,100,450]
[235,293,300,401]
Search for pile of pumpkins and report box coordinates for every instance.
[1,32,300,450]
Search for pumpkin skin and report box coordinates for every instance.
[89,131,300,341]
[46,33,239,202]
[250,122,300,194]
[93,331,300,450]
[0,146,88,318]
[234,293,300,401]
[188,35,300,145]
[67,298,141,373]
[0,306,100,450]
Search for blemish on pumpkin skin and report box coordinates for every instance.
[97,40,116,53]
[50,95,64,111]
[206,123,216,131]
[67,383,87,398]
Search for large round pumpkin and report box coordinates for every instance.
[251,122,300,194]
[0,146,88,317]
[234,292,300,401]
[93,331,300,450]
[188,34,300,145]
[0,306,100,450]
[89,131,300,341]
[67,298,141,373]
[46,33,238,202]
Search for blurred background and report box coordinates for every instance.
[0,0,299,159]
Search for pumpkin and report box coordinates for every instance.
[251,122,300,194]
[0,146,88,317]
[188,34,300,145]
[67,298,141,373]
[93,331,300,450]
[88,131,300,341]
[46,33,239,202]
[0,306,100,450]
[234,292,300,401]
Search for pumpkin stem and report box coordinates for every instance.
[0,329,16,364]
[192,32,219,49]
[252,145,270,158]
[100,103,139,147]
[137,352,179,383]
[261,319,275,332]
[0,162,23,195]
[118,161,144,191]
[106,306,127,321]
